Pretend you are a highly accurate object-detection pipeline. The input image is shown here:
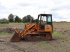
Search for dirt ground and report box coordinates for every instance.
[0,23,70,52]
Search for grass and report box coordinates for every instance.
[52,31,63,39]
[0,23,8,27]
[0,32,11,36]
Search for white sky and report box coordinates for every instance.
[0,0,70,21]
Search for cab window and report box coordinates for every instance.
[47,16,52,22]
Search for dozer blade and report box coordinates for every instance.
[10,32,21,42]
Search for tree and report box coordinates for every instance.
[15,16,21,22]
[8,14,14,22]
[0,18,9,24]
[34,19,38,22]
[22,15,34,22]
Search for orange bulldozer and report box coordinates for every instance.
[10,14,53,42]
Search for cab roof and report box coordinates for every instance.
[38,14,52,16]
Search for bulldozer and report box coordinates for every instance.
[10,14,53,42]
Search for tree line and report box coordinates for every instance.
[0,13,35,23]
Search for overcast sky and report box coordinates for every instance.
[0,0,70,21]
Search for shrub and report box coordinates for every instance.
[0,18,9,24]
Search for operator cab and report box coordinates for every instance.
[38,14,52,29]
